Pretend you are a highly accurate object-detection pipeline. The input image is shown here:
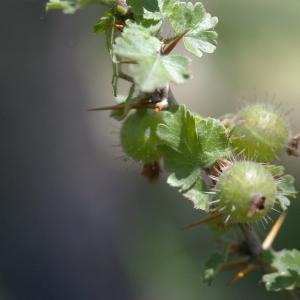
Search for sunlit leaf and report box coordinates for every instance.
[114,23,191,92]
[168,2,218,58]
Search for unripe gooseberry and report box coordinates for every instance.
[120,109,162,162]
[214,161,277,223]
[231,104,290,162]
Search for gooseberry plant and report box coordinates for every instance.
[47,0,300,297]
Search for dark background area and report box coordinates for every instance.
[1,1,300,300]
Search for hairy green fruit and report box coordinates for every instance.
[216,161,277,223]
[231,104,290,162]
[120,110,162,162]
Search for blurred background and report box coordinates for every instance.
[1,0,300,299]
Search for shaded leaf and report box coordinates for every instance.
[127,0,160,16]
[157,105,230,170]
[182,176,210,211]
[263,249,300,291]
[278,175,297,198]
[158,105,229,211]
[128,0,175,21]
[196,117,230,167]
[167,169,199,192]
[203,245,230,285]
[276,195,291,211]
[276,175,297,210]
[94,11,114,33]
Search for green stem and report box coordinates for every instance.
[239,224,262,258]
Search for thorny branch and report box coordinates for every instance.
[238,216,300,300]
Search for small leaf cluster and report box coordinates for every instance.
[47,0,217,97]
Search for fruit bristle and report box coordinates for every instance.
[215,161,277,223]
[231,104,290,162]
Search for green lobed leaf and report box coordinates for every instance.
[202,245,230,285]
[158,0,176,16]
[182,176,210,211]
[196,117,230,167]
[127,0,219,60]
[157,105,229,211]
[157,105,202,174]
[140,0,175,24]
[157,105,230,170]
[278,175,297,198]
[128,2,163,35]
[167,171,210,211]
[114,23,161,60]
[276,195,291,211]
[127,0,160,16]
[46,0,110,13]
[167,2,218,58]
[94,11,114,33]
[113,23,191,92]
[183,13,218,58]
[123,19,162,36]
[168,2,205,33]
[264,164,285,177]
[276,175,297,210]
[263,249,300,291]
[132,55,190,92]
[167,169,199,192]
[128,0,175,21]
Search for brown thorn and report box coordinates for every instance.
[161,31,188,55]
[220,257,250,272]
[141,161,161,183]
[114,23,124,30]
[181,212,223,230]
[88,102,155,112]
[262,212,287,250]
[230,243,244,254]
[225,264,255,286]
[88,103,125,111]
[117,60,137,64]
[287,132,300,157]
[154,99,169,112]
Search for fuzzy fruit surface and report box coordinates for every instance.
[231,104,290,162]
[216,161,277,223]
[121,109,162,162]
